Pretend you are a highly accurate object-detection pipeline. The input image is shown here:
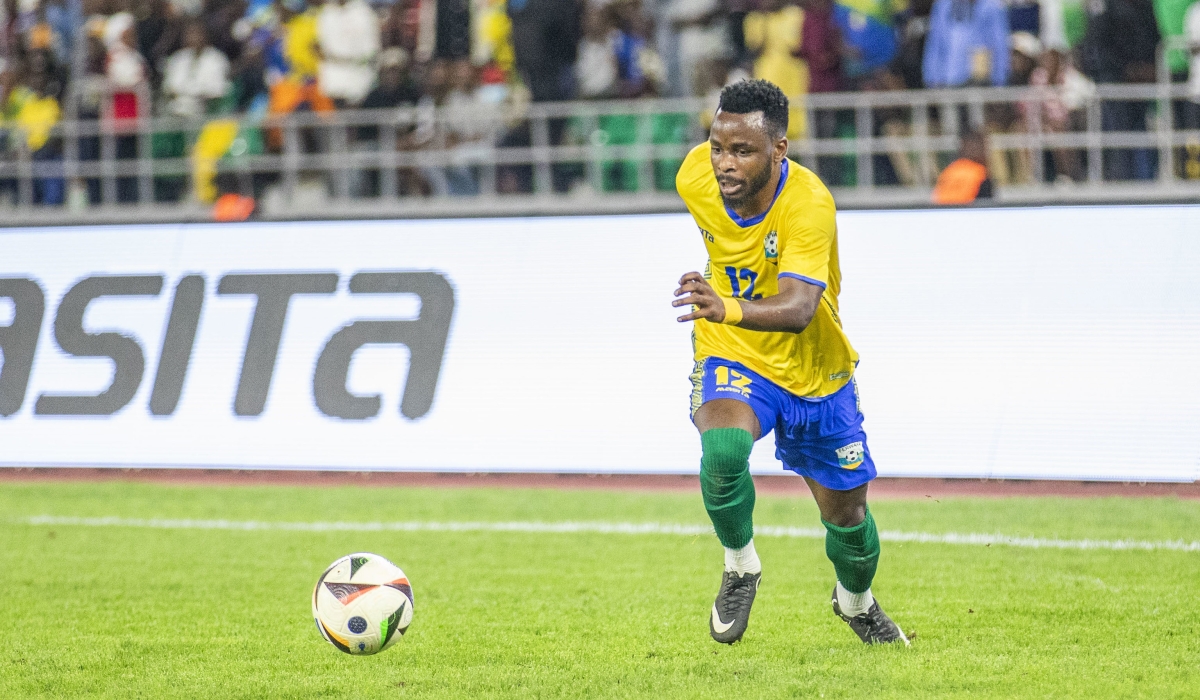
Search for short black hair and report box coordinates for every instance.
[717,79,789,140]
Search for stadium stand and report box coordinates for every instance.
[2,0,1200,223]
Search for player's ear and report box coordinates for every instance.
[773,136,788,164]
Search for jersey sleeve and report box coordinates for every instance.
[776,187,836,290]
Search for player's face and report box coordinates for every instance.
[709,110,784,207]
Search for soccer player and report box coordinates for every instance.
[672,79,907,646]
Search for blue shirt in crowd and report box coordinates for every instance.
[922,0,1011,87]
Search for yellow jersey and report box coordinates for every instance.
[676,142,857,398]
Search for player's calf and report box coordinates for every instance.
[823,507,908,645]
[700,427,763,643]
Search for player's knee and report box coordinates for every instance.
[700,427,754,478]
[823,504,866,529]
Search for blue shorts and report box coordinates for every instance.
[689,357,877,491]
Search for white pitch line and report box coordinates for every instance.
[15,515,1200,553]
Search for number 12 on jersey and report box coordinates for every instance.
[725,266,763,301]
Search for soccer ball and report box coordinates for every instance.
[312,553,414,655]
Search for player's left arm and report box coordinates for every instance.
[673,273,822,333]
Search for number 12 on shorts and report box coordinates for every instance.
[714,365,752,394]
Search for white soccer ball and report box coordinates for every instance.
[312,552,414,655]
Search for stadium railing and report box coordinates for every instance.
[3,81,1200,225]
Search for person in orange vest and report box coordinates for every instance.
[931,131,995,205]
[212,174,257,222]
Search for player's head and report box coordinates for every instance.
[710,79,789,208]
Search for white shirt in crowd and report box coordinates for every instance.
[162,46,230,117]
[665,0,729,96]
[576,33,619,99]
[106,44,146,90]
[317,0,382,104]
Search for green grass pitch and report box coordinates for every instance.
[1,480,1198,698]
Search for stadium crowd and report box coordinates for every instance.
[1,0,1198,207]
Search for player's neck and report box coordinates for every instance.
[729,160,783,222]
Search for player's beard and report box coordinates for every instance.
[720,158,774,210]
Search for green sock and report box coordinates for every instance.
[822,507,880,594]
[699,428,756,549]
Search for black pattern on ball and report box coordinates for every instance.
[347,616,368,634]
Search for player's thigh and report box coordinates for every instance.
[689,357,783,441]
[693,399,761,439]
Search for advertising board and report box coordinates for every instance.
[1,206,1197,480]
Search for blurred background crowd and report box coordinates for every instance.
[2,0,1198,209]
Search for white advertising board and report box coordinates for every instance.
[0,206,1198,481]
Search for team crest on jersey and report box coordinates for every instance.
[835,442,865,470]
[763,231,778,262]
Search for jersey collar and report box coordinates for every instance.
[723,158,789,228]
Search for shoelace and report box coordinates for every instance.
[718,575,755,617]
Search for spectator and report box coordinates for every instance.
[441,58,487,195]
[73,27,109,204]
[1180,1,1200,179]
[575,4,618,99]
[14,62,64,204]
[472,0,515,84]
[508,0,580,103]
[796,0,848,183]
[162,21,231,117]
[1007,30,1038,86]
[986,31,1040,186]
[664,0,729,97]
[380,0,420,57]
[743,0,807,138]
[282,0,320,84]
[504,0,582,193]
[361,46,420,110]
[25,3,65,65]
[212,172,256,220]
[105,12,148,119]
[796,0,842,94]
[724,0,757,65]
[266,0,334,127]
[211,172,255,218]
[204,0,250,62]
[832,1,898,85]
[864,68,924,185]
[1023,47,1093,182]
[1079,0,1159,181]
[1007,0,1038,34]
[893,0,932,89]
[104,11,148,203]
[922,0,1010,88]
[434,0,470,61]
[134,0,180,90]
[1186,0,1200,122]
[932,130,993,203]
[609,0,663,99]
[317,0,381,105]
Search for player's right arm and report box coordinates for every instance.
[672,272,823,333]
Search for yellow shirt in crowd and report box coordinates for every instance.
[742,6,808,138]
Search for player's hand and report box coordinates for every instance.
[673,272,725,323]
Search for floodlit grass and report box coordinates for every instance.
[1,481,1198,698]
